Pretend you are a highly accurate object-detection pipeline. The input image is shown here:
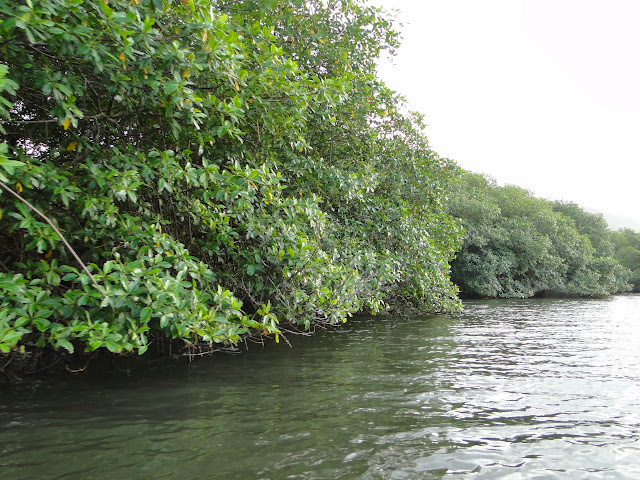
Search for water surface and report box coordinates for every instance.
[2,296,640,479]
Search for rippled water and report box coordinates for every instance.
[2,296,640,479]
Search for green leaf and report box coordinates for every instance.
[140,306,152,323]
[0,158,25,175]
[34,318,51,332]
[57,339,74,353]
[98,0,113,18]
[160,315,170,328]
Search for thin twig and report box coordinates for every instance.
[0,118,59,125]
[65,362,89,373]
[0,113,106,125]
[28,355,62,374]
[0,352,16,372]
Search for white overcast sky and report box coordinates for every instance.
[375,0,640,230]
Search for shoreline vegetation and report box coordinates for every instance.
[448,172,636,300]
[1,0,639,378]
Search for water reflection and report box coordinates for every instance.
[1,296,640,479]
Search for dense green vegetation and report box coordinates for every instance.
[610,229,640,292]
[1,0,638,368]
[447,172,631,298]
[0,0,463,359]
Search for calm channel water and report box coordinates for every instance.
[2,295,640,479]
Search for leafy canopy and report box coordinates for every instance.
[447,172,630,298]
[0,0,463,357]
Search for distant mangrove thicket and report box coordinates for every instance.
[610,228,640,292]
[0,0,463,359]
[447,172,632,298]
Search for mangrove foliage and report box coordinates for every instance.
[0,0,463,359]
[447,172,631,298]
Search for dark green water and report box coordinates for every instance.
[2,296,640,479]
